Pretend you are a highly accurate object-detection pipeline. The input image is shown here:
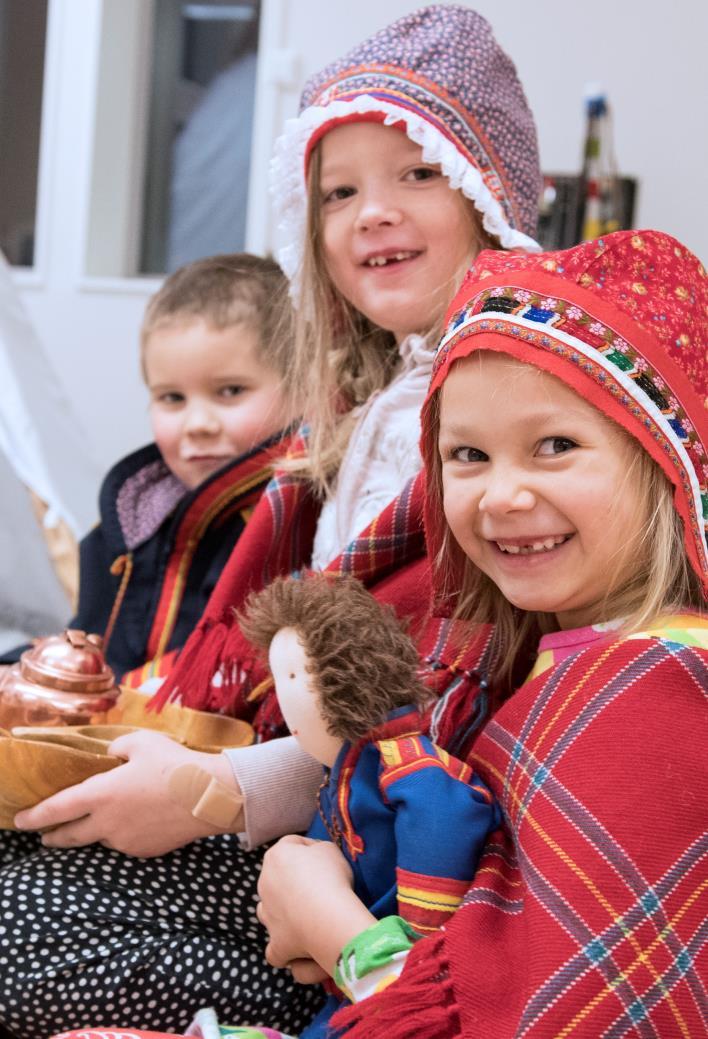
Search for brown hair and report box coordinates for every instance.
[280,146,500,495]
[141,252,293,379]
[239,573,431,741]
[426,385,706,687]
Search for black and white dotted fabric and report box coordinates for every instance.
[0,830,324,1038]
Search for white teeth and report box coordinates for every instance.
[365,251,415,267]
[496,535,569,555]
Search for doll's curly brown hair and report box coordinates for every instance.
[238,573,431,741]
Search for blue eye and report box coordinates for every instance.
[537,437,577,456]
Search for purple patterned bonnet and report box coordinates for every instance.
[270,4,542,295]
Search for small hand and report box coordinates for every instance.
[257,834,375,978]
[277,957,329,986]
[13,730,240,857]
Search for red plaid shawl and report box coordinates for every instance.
[150,443,498,740]
[336,631,708,1038]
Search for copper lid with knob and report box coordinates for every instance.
[0,630,120,729]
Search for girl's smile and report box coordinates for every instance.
[360,248,422,268]
[491,532,574,557]
[438,351,649,629]
[319,122,477,341]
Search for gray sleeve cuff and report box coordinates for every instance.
[223,736,323,849]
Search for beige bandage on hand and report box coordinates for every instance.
[167,762,245,831]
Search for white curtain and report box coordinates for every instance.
[0,253,102,642]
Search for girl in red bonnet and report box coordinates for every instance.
[247,230,707,1039]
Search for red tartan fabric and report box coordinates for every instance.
[148,433,319,726]
[149,448,497,740]
[335,634,708,1037]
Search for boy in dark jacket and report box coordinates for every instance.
[2,254,294,682]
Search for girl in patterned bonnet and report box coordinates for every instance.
[2,6,542,1038]
[248,230,707,1039]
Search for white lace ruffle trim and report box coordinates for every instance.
[270,96,541,300]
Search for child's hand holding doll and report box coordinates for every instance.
[257,834,371,981]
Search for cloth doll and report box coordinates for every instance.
[240,572,501,1038]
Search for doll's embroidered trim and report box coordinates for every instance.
[377,735,473,791]
[396,867,473,931]
[335,764,365,858]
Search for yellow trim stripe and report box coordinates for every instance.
[398,887,465,911]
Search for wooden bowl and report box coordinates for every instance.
[0,733,122,829]
[111,687,254,752]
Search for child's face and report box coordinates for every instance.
[318,122,477,342]
[438,351,648,629]
[144,317,287,489]
[268,627,343,768]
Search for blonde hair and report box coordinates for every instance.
[141,253,293,380]
[282,145,499,495]
[426,390,705,687]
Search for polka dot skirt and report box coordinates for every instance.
[0,830,324,1039]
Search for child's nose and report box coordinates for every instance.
[478,468,536,514]
[354,189,403,233]
[183,400,220,435]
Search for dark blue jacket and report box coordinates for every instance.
[1,437,280,679]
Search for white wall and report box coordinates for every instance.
[13,0,708,481]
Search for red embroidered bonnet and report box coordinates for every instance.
[421,230,708,597]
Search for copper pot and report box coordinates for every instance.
[0,629,120,729]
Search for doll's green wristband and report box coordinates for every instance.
[335,915,419,995]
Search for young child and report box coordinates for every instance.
[251,230,707,1038]
[2,7,542,1036]
[1,253,293,680]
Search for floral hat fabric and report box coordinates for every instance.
[271,4,541,297]
[422,229,708,592]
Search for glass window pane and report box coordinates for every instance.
[0,1,48,268]
[141,0,260,274]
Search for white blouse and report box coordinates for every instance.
[311,333,434,569]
